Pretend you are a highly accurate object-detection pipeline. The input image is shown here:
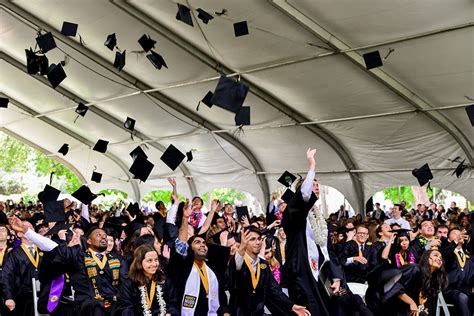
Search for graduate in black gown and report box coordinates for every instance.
[8,217,127,316]
[366,249,448,316]
[0,223,13,316]
[226,226,309,316]
[281,148,342,316]
[166,198,229,316]
[114,244,169,315]
[340,225,373,283]
[2,220,42,316]
[440,228,473,316]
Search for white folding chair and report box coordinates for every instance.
[347,282,368,301]
[32,278,49,316]
[436,292,452,316]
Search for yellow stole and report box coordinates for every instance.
[146,280,156,309]
[0,247,6,267]
[193,261,209,296]
[454,248,469,270]
[279,242,285,262]
[244,254,261,292]
[21,244,39,268]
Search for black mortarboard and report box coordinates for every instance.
[210,76,249,113]
[113,50,126,71]
[46,222,73,236]
[72,185,98,205]
[235,206,250,221]
[234,106,250,126]
[58,143,69,156]
[103,222,124,239]
[196,8,213,24]
[123,117,135,132]
[93,139,109,153]
[186,150,193,162]
[207,243,230,261]
[176,4,194,27]
[25,48,48,75]
[389,228,411,237]
[104,33,117,51]
[146,51,168,70]
[466,104,474,126]
[233,21,249,37]
[126,202,141,217]
[452,159,467,178]
[278,170,297,187]
[47,63,67,89]
[0,97,9,108]
[43,200,66,223]
[138,34,156,52]
[38,184,61,203]
[75,102,88,117]
[201,91,214,108]
[36,32,57,53]
[363,50,383,70]
[130,145,148,160]
[91,171,102,183]
[61,21,78,37]
[160,144,186,171]
[281,189,295,203]
[412,163,433,187]
[129,155,154,182]
[124,221,145,237]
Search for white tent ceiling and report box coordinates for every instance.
[0,0,472,210]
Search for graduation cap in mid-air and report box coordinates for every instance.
[61,21,78,37]
[233,21,249,37]
[0,97,9,109]
[278,170,297,187]
[92,139,109,153]
[25,48,49,75]
[129,154,154,182]
[75,102,88,117]
[412,163,433,187]
[160,144,186,171]
[58,143,69,156]
[123,117,135,132]
[196,8,213,24]
[130,145,148,160]
[138,34,156,52]
[235,206,250,221]
[43,200,67,223]
[466,104,474,126]
[176,4,194,27]
[113,50,126,71]
[363,50,383,70]
[91,171,102,183]
[72,185,98,205]
[104,33,117,51]
[452,159,467,178]
[200,91,214,108]
[234,106,250,126]
[36,32,57,53]
[47,63,67,89]
[186,150,193,162]
[38,184,61,203]
[146,51,168,70]
[210,76,249,113]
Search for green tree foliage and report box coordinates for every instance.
[0,133,82,194]
[210,188,246,205]
[99,189,128,200]
[383,185,434,205]
[143,190,185,204]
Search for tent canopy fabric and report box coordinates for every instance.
[0,0,472,210]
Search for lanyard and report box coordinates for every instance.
[146,280,156,309]
[21,244,39,268]
[193,261,209,296]
[244,255,261,292]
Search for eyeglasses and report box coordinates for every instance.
[356,232,368,236]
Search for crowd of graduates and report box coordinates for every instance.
[0,150,472,316]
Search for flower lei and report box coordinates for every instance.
[139,281,166,316]
[395,252,415,268]
[417,236,429,248]
[307,205,328,246]
[189,211,203,228]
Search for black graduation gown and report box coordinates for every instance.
[366,264,421,316]
[226,255,294,316]
[113,277,169,316]
[46,244,128,314]
[340,240,373,283]
[165,249,229,316]
[2,245,42,316]
[369,240,387,268]
[281,190,331,316]
[409,238,430,262]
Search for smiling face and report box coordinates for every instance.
[355,226,369,244]
[428,250,443,270]
[246,231,263,256]
[420,221,435,238]
[87,228,108,252]
[191,237,208,260]
[142,250,159,277]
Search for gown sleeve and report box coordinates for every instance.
[112,277,135,316]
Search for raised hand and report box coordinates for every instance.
[167,177,176,187]
[172,194,182,206]
[5,299,15,311]
[211,200,219,212]
[183,203,193,218]
[291,304,311,316]
[162,244,170,259]
[306,148,317,170]
[8,216,27,233]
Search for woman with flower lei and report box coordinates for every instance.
[381,228,416,269]
[113,244,169,316]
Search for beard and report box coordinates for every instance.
[96,245,108,252]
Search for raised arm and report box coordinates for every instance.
[198,199,219,235]
[381,233,397,260]
[178,199,191,243]
[168,177,177,199]
[301,148,317,202]
[8,216,58,251]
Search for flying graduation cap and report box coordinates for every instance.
[233,21,249,37]
[58,143,69,156]
[176,4,194,27]
[147,51,168,70]
[186,150,193,162]
[114,50,126,71]
[196,8,213,24]
[61,21,78,37]
[36,32,57,53]
[160,144,185,171]
[210,76,249,113]
[72,185,98,205]
[104,33,117,51]
[25,48,49,75]
[363,50,383,70]
[200,91,214,108]
[91,171,102,183]
[130,145,148,160]
[93,139,109,153]
[38,184,61,203]
[278,170,297,187]
[466,104,474,126]
[234,106,250,126]
[0,97,9,108]
[47,63,67,89]
[412,163,433,187]
[138,34,156,52]
[123,117,136,132]
[129,154,154,182]
[43,200,67,223]
[75,102,88,117]
[452,159,467,178]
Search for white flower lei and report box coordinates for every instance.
[308,204,328,246]
[139,281,166,316]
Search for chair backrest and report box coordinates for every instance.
[347,282,369,298]
[32,278,39,316]
[436,292,451,316]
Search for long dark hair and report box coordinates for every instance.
[419,250,448,312]
[128,244,165,286]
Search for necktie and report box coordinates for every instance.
[458,250,464,260]
[361,244,365,253]
[29,247,35,257]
